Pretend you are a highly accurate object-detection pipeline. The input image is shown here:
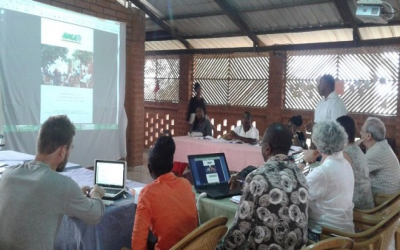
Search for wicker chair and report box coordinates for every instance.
[170,216,228,250]
[353,191,400,249]
[321,207,400,250]
[302,237,354,250]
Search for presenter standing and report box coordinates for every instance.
[304,74,347,161]
[186,82,207,131]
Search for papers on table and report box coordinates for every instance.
[132,187,144,204]
[230,195,241,204]
[0,150,35,161]
[288,145,303,156]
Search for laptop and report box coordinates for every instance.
[94,160,127,200]
[188,153,241,199]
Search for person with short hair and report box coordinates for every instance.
[187,82,207,126]
[131,136,197,250]
[190,106,212,137]
[223,123,309,249]
[288,115,307,149]
[0,115,105,250]
[336,115,374,210]
[360,117,400,196]
[222,111,259,144]
[306,121,355,241]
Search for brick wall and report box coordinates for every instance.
[145,51,400,154]
[34,0,146,167]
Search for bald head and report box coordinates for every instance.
[261,123,292,156]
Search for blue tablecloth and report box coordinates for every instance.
[55,167,145,250]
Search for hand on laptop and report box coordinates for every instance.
[89,185,105,199]
[81,186,91,196]
[229,174,244,190]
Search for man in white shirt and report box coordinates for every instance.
[360,117,400,196]
[223,112,259,144]
[314,74,347,123]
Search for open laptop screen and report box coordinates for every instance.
[94,160,125,188]
[188,153,231,187]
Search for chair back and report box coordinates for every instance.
[302,237,354,250]
[170,216,228,250]
[354,191,400,216]
[321,207,400,250]
[181,225,227,250]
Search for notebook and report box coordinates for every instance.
[188,153,241,199]
[94,160,126,200]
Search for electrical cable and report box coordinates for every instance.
[196,192,208,226]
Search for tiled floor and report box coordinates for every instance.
[127,149,153,184]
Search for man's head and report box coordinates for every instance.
[288,115,302,135]
[148,136,176,179]
[37,115,75,172]
[242,112,252,129]
[361,117,386,149]
[318,74,335,98]
[260,123,292,161]
[194,82,202,96]
[336,115,356,144]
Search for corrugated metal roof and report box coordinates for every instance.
[145,40,187,51]
[144,0,221,17]
[166,15,241,35]
[241,3,342,32]
[145,19,163,32]
[258,28,353,45]
[228,0,328,10]
[188,36,253,48]
[359,26,400,40]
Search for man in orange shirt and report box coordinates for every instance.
[131,136,198,250]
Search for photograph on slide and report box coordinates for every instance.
[41,45,93,89]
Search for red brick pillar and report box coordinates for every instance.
[125,8,145,168]
[266,51,286,124]
[175,55,193,136]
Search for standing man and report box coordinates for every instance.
[0,115,105,249]
[313,74,347,124]
[305,74,347,154]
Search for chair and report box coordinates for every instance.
[302,237,354,250]
[321,207,400,250]
[170,216,228,250]
[353,191,400,249]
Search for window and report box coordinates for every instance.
[193,53,269,107]
[285,48,399,115]
[144,56,179,103]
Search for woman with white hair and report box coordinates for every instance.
[306,121,355,241]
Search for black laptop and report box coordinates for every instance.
[188,153,241,199]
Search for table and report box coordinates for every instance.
[0,150,79,169]
[56,167,145,250]
[195,191,238,228]
[174,136,264,172]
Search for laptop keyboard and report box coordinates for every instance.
[104,188,121,194]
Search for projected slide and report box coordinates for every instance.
[0,0,123,132]
[40,19,93,123]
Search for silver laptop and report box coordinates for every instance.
[94,160,126,200]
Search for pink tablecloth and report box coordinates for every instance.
[173,136,265,172]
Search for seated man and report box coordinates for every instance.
[0,115,105,249]
[223,123,309,249]
[222,111,259,144]
[360,117,400,196]
[131,136,197,250]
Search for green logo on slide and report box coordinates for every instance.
[62,32,82,43]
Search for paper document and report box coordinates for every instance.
[230,195,241,204]
[132,187,144,204]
